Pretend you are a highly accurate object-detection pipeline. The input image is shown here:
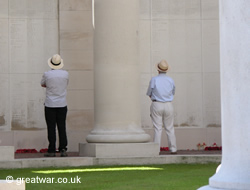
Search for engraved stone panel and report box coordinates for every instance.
[9,19,58,73]
[151,21,170,62]
[8,0,59,131]
[140,0,151,20]
[9,0,58,19]
[203,73,221,127]
[9,19,28,73]
[167,20,201,73]
[27,19,59,73]
[172,73,203,127]
[10,74,46,130]
[0,0,8,18]
[144,0,220,130]
[0,19,9,73]
[152,0,200,20]
[151,20,202,73]
[10,74,29,130]
[60,0,92,11]
[0,74,10,130]
[201,0,219,19]
[202,20,220,72]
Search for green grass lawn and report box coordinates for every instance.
[0,164,217,190]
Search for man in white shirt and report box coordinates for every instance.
[146,60,177,154]
[41,54,69,157]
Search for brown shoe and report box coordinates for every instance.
[60,149,68,157]
[44,152,56,157]
[171,151,177,155]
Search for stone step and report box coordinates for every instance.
[0,155,221,169]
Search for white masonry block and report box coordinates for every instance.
[79,143,159,158]
[0,146,14,161]
[0,180,25,190]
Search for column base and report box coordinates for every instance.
[86,133,151,143]
[79,143,159,158]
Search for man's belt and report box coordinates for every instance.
[152,100,171,103]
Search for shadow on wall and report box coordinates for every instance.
[11,120,44,131]
[0,115,5,126]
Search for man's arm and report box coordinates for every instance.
[172,83,175,95]
[146,80,153,98]
[41,73,46,88]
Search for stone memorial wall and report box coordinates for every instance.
[140,0,221,148]
[0,0,58,132]
[0,0,221,151]
[0,0,59,149]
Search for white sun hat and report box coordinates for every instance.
[157,60,169,72]
[48,54,64,70]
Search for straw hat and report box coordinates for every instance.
[157,60,169,72]
[48,54,64,70]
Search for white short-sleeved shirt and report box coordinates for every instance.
[41,69,69,107]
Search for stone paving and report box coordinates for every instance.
[14,150,222,159]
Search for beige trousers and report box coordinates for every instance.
[150,101,177,152]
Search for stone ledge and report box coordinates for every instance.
[94,155,222,166]
[0,154,221,169]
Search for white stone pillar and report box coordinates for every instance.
[86,0,150,143]
[199,0,250,189]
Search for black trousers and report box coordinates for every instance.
[45,106,68,153]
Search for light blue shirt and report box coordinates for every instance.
[41,69,69,107]
[146,73,175,102]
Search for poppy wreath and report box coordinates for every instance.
[204,143,222,151]
[204,146,222,151]
[15,148,50,153]
[160,147,169,151]
[15,149,38,153]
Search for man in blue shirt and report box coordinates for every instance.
[146,60,177,154]
[41,54,69,157]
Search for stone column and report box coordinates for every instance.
[86,0,150,143]
[199,0,250,189]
